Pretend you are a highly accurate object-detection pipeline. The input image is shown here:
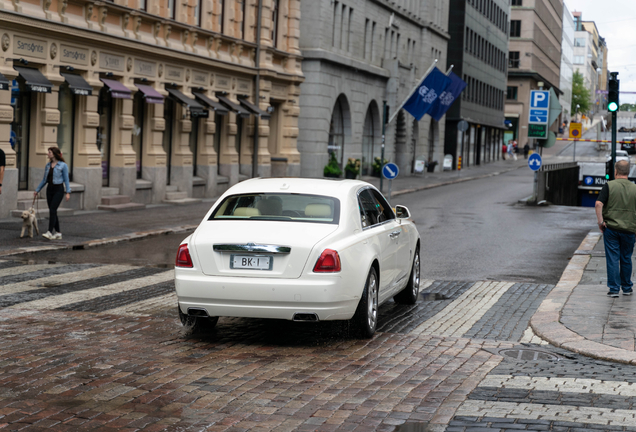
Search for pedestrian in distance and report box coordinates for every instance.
[502,143,507,160]
[34,147,71,240]
[508,140,517,161]
[595,159,636,297]
[523,143,530,159]
[0,146,5,195]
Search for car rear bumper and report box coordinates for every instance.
[175,271,361,321]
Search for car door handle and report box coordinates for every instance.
[389,230,401,238]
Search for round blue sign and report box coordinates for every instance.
[584,176,594,186]
[528,153,542,171]
[382,163,399,180]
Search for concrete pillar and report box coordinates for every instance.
[72,88,102,210]
[141,97,167,203]
[170,103,194,196]
[0,70,16,218]
[195,115,218,197]
[109,96,136,198]
[218,111,239,186]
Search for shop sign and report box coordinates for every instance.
[14,36,46,59]
[192,70,207,85]
[29,84,51,93]
[71,88,91,96]
[216,74,231,90]
[135,59,157,77]
[99,52,125,71]
[165,66,184,81]
[61,45,88,66]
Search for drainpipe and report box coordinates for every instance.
[251,0,263,178]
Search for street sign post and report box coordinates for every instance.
[528,90,550,139]
[457,120,469,175]
[569,122,582,161]
[528,153,542,203]
[382,162,399,204]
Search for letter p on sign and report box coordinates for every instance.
[533,92,545,106]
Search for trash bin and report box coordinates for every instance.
[427,161,438,173]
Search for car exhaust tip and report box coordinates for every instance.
[187,308,209,317]
[293,313,319,322]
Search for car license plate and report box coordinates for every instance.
[230,255,272,270]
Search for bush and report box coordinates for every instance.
[324,152,342,177]
[344,158,361,176]
[372,157,388,176]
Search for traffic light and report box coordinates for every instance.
[606,160,612,180]
[608,72,619,112]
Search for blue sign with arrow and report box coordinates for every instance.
[382,163,399,180]
[528,153,542,171]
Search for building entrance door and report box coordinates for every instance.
[11,78,32,190]
[97,88,113,187]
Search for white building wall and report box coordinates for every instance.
[560,4,574,121]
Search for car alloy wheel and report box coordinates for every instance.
[353,267,378,338]
[394,248,420,305]
[411,250,420,297]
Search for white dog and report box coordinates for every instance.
[20,207,39,238]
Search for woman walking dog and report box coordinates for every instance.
[34,147,71,240]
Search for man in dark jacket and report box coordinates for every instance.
[595,160,636,297]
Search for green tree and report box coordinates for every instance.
[620,103,636,112]
[571,71,591,114]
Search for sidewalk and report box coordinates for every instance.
[532,231,636,365]
[0,157,527,257]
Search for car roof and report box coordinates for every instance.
[220,178,374,200]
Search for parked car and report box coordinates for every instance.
[606,149,630,162]
[621,136,636,154]
[174,178,421,338]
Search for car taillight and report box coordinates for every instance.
[176,244,193,268]
[313,249,341,272]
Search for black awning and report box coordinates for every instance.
[238,97,271,120]
[216,94,250,118]
[193,92,229,115]
[166,88,208,118]
[14,66,52,93]
[0,72,9,91]
[61,73,92,96]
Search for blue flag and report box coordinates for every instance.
[402,67,452,121]
[427,72,467,121]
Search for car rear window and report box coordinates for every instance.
[209,193,340,224]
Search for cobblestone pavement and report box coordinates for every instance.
[0,258,569,431]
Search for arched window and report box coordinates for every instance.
[328,99,345,166]
[362,107,375,176]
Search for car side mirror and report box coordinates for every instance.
[395,205,410,218]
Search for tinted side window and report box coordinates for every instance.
[358,189,381,228]
[370,189,395,222]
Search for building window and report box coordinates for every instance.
[510,20,521,37]
[132,91,144,179]
[332,1,338,47]
[508,51,520,68]
[328,99,345,166]
[573,55,585,64]
[218,0,225,33]
[239,0,246,38]
[139,0,146,11]
[574,37,586,47]
[507,86,517,100]
[511,0,522,5]
[271,0,279,47]
[193,0,201,26]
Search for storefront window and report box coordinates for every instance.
[214,113,223,175]
[11,78,31,190]
[97,87,112,186]
[57,82,75,180]
[361,107,375,176]
[328,99,344,166]
[189,116,199,176]
[132,91,144,179]
[162,98,174,184]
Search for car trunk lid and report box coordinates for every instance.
[192,221,338,278]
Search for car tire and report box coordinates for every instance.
[178,306,219,332]
[352,267,378,338]
[394,248,420,305]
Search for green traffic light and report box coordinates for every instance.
[608,101,619,112]
[606,174,610,180]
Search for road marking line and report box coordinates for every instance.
[0,263,65,278]
[412,281,514,337]
[0,265,134,296]
[9,270,173,310]
[456,400,636,426]
[479,375,636,396]
[105,292,177,316]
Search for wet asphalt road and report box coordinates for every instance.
[15,168,595,285]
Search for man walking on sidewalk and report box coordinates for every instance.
[595,160,636,297]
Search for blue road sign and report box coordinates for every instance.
[528,153,542,171]
[584,176,594,186]
[529,90,550,126]
[382,163,399,180]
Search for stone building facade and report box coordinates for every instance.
[444,0,509,169]
[0,0,304,218]
[298,0,450,179]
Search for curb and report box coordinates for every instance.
[530,231,636,365]
[0,225,197,258]
[1,165,522,258]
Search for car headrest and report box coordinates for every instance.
[304,204,331,218]
[256,198,283,216]
[234,207,261,217]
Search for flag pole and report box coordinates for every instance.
[446,65,454,75]
[387,59,438,125]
